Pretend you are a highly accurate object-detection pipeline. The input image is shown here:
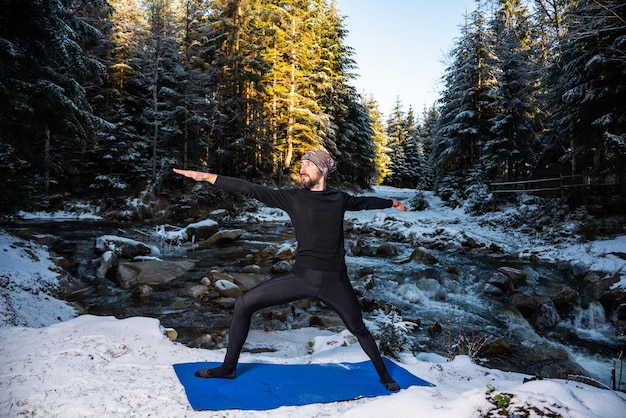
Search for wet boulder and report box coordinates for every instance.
[511,293,538,316]
[613,303,626,332]
[483,283,504,296]
[94,235,154,278]
[355,266,374,280]
[376,243,398,258]
[180,284,209,299]
[460,232,480,249]
[261,307,291,323]
[553,286,579,316]
[410,247,438,265]
[188,334,216,349]
[489,242,505,253]
[512,292,561,332]
[487,271,515,293]
[186,219,219,241]
[94,235,152,259]
[214,297,236,308]
[479,337,510,355]
[497,266,527,287]
[242,264,262,274]
[207,270,235,284]
[596,272,626,315]
[486,341,587,380]
[350,238,375,257]
[207,229,244,245]
[114,259,194,289]
[308,314,344,329]
[230,272,268,291]
[214,279,242,298]
[531,300,561,331]
[96,251,120,279]
[132,285,154,300]
[274,244,296,261]
[259,244,278,259]
[271,260,293,274]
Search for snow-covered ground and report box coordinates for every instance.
[1,188,626,417]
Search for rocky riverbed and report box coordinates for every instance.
[8,212,624,389]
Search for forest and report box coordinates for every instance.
[0,0,624,218]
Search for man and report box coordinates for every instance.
[173,150,408,391]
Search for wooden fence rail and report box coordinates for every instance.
[489,175,623,210]
[489,175,586,195]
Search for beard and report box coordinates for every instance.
[300,173,322,189]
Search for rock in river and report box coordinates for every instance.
[114,259,195,289]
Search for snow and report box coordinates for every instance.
[17,205,103,221]
[0,232,77,328]
[2,187,626,417]
[94,235,149,253]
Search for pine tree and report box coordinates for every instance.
[313,0,375,188]
[430,5,497,205]
[417,105,438,189]
[85,0,148,197]
[550,0,626,189]
[174,0,215,171]
[144,0,187,184]
[483,0,541,182]
[258,0,329,175]
[207,0,270,177]
[0,0,109,211]
[533,0,574,152]
[383,98,410,187]
[364,96,391,185]
[402,107,426,188]
[386,106,428,189]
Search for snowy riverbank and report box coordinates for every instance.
[1,187,625,417]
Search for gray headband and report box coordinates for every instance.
[301,150,337,177]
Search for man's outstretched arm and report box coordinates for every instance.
[173,168,217,184]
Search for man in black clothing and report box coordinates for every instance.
[173,150,408,391]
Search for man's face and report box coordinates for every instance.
[300,159,323,189]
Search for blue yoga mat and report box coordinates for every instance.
[173,358,434,411]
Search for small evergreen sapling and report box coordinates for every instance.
[371,308,417,360]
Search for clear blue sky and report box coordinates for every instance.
[336,0,477,117]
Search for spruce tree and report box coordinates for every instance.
[258,0,329,175]
[0,0,109,212]
[84,0,143,197]
[364,97,391,185]
[175,0,216,172]
[312,0,375,188]
[384,99,409,187]
[484,0,541,182]
[430,6,497,205]
[551,0,626,190]
[417,105,438,190]
[207,0,270,177]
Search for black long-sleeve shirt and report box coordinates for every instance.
[214,176,393,271]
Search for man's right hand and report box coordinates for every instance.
[173,168,217,184]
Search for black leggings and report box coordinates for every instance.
[221,265,392,380]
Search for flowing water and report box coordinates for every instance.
[4,219,625,390]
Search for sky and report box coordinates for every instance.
[2,187,626,416]
[336,0,477,117]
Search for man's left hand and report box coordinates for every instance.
[392,200,409,212]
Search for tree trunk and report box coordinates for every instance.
[152,65,159,183]
[285,15,297,169]
[44,124,50,195]
[152,28,160,183]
